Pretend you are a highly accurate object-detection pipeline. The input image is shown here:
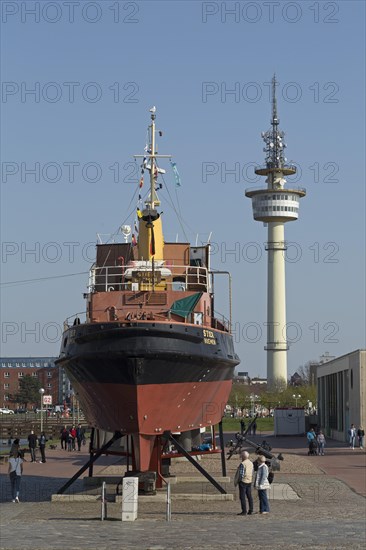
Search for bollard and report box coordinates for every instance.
[121,477,138,521]
[101,481,107,520]
[166,481,171,522]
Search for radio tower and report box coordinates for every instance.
[245,75,306,387]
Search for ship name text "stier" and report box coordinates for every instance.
[203,329,217,345]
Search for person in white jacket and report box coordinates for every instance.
[8,451,24,503]
[254,455,270,514]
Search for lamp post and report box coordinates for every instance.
[39,388,45,432]
[71,391,75,425]
[292,394,301,407]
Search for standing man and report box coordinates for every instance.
[38,432,47,463]
[237,450,254,516]
[348,424,356,449]
[252,421,257,436]
[357,426,364,449]
[27,430,37,463]
[60,426,69,450]
[240,419,246,435]
[76,424,85,452]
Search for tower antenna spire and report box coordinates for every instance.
[260,74,290,178]
[272,73,278,126]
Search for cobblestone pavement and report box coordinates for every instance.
[0,436,365,549]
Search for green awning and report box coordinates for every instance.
[170,292,202,319]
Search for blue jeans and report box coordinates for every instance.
[10,474,21,499]
[258,489,270,512]
[318,442,325,455]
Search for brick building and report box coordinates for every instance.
[0,356,69,410]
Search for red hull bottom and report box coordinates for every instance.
[78,380,232,471]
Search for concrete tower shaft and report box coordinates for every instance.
[245,75,306,387]
[266,222,288,381]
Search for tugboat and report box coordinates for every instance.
[56,107,240,475]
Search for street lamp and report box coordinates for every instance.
[70,390,75,425]
[293,394,301,407]
[39,388,45,432]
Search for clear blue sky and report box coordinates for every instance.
[1,1,365,377]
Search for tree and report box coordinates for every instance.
[227,383,249,410]
[12,375,41,409]
[297,360,318,385]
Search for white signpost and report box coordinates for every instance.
[43,395,52,405]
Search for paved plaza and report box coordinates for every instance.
[0,434,365,549]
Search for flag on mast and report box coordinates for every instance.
[170,161,181,187]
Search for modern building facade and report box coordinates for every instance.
[317,349,365,442]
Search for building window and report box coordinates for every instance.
[32,372,38,377]
[47,383,52,389]
[350,369,353,389]
[47,371,52,378]
[4,383,9,389]
[4,372,10,378]
[18,372,24,378]
[4,395,9,401]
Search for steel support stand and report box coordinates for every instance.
[218,420,226,477]
[88,427,95,477]
[57,430,123,494]
[165,432,227,495]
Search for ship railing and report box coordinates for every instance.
[87,263,209,293]
[63,308,231,333]
[212,311,231,333]
[63,311,87,329]
[244,185,307,194]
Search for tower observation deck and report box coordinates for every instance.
[245,75,306,387]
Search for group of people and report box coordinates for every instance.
[27,430,48,463]
[240,419,257,436]
[8,430,47,503]
[235,451,272,516]
[306,428,326,455]
[60,424,85,452]
[8,425,87,502]
[307,424,365,455]
[348,424,364,449]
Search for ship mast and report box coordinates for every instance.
[149,106,157,209]
[134,107,171,261]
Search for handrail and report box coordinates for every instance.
[87,263,210,293]
[63,307,230,333]
[245,185,306,194]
